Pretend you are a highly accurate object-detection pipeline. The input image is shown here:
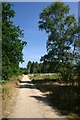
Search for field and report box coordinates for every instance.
[29,73,80,118]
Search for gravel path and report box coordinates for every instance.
[8,75,67,118]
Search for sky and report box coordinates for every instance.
[11,2,78,68]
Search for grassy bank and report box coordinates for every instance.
[29,73,80,119]
[2,75,23,117]
[28,73,61,81]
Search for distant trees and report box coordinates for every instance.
[27,61,42,74]
[38,2,80,85]
[27,61,32,73]
[20,67,27,75]
[2,3,27,80]
[26,61,56,74]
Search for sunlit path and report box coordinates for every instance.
[8,75,67,118]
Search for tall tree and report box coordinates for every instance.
[2,3,27,80]
[27,61,32,73]
[39,2,79,83]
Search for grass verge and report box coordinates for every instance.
[2,75,23,117]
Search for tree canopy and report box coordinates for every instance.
[39,2,80,83]
[2,2,27,80]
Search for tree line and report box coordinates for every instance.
[26,61,51,74]
[26,61,60,74]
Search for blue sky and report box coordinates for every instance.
[11,2,78,68]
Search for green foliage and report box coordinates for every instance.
[2,2,27,80]
[27,61,32,73]
[20,67,27,74]
[39,2,79,84]
[76,61,80,76]
[59,62,76,84]
[27,61,43,74]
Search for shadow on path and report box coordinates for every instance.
[30,95,52,107]
[31,79,80,117]
[16,80,37,90]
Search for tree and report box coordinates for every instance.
[30,62,35,73]
[27,61,32,73]
[2,3,27,80]
[33,62,40,73]
[39,2,79,83]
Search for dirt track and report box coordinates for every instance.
[8,75,67,118]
